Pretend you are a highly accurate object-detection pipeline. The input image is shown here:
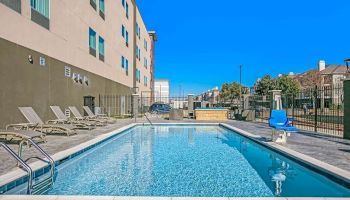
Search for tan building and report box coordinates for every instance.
[0,0,156,127]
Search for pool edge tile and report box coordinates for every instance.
[172,198,228,200]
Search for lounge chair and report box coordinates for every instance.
[0,130,47,159]
[83,106,117,124]
[7,107,77,136]
[269,110,298,143]
[50,106,94,130]
[0,130,46,145]
[69,106,106,126]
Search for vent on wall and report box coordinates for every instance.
[64,66,71,77]
[39,57,46,66]
[65,109,71,117]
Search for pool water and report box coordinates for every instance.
[46,125,350,197]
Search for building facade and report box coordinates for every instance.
[154,80,169,103]
[0,0,156,127]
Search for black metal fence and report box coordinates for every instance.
[282,85,344,137]
[98,94,133,117]
[98,95,189,117]
[248,84,344,137]
[247,95,271,122]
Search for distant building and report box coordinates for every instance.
[196,87,220,106]
[291,60,348,89]
[318,60,348,87]
[154,80,170,103]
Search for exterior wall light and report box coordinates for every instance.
[28,55,33,64]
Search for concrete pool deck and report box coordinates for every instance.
[1,118,350,198]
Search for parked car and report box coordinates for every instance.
[149,103,172,114]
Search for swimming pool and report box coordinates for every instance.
[35,125,350,196]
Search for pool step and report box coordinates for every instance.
[32,177,53,195]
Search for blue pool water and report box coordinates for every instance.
[46,125,350,197]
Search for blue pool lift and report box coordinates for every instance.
[269,110,299,143]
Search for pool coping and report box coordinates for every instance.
[0,196,349,200]
[220,123,350,186]
[0,122,350,199]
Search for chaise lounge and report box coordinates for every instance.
[83,106,117,124]
[50,106,95,130]
[7,107,78,136]
[69,106,107,126]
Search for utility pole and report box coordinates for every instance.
[239,65,243,108]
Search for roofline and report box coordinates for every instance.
[148,31,157,41]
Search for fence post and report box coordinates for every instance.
[132,94,140,120]
[314,85,318,133]
[344,79,350,139]
[188,94,194,118]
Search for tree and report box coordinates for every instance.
[220,82,247,102]
[254,75,301,95]
[255,75,276,95]
[275,75,301,95]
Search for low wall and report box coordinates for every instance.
[195,109,228,121]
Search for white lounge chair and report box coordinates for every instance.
[83,106,117,124]
[7,107,78,136]
[50,106,94,130]
[69,106,106,126]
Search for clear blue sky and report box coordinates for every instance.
[137,0,350,96]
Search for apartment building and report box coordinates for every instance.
[154,80,169,103]
[0,0,156,127]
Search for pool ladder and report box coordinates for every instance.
[144,113,154,126]
[0,139,55,195]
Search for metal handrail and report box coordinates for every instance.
[27,139,55,184]
[0,142,33,194]
[144,113,154,126]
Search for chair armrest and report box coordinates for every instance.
[6,123,37,130]
[47,119,66,124]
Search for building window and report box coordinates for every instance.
[144,76,148,86]
[89,28,96,56]
[30,0,50,18]
[125,59,129,76]
[136,23,140,39]
[122,25,125,37]
[30,0,50,29]
[122,25,128,47]
[144,58,148,69]
[99,0,105,19]
[90,0,96,10]
[122,0,125,7]
[138,48,141,61]
[125,2,129,18]
[121,56,125,69]
[126,30,129,46]
[144,39,148,51]
[98,36,104,61]
[1,0,21,13]
[136,68,141,83]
